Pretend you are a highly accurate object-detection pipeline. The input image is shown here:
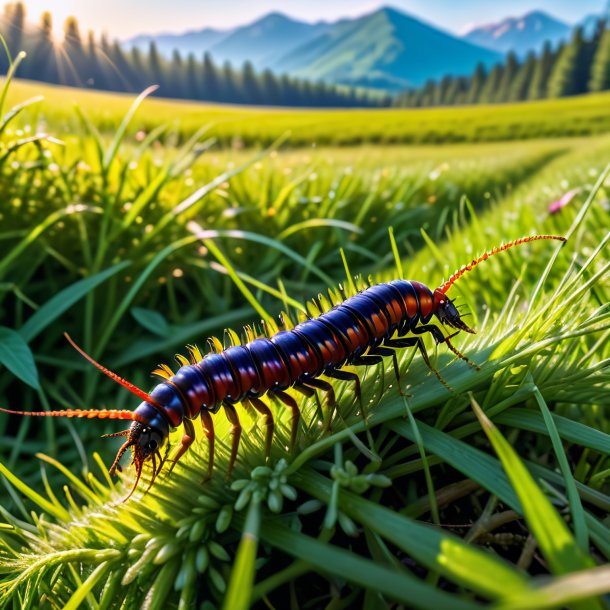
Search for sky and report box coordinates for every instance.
[17,0,608,39]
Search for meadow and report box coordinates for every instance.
[7,77,610,146]
[0,76,609,609]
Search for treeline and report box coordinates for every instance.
[0,2,387,107]
[395,21,610,107]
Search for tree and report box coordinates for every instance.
[241,60,260,104]
[589,26,610,91]
[85,30,103,89]
[261,69,280,105]
[168,50,186,98]
[147,41,166,93]
[27,11,57,82]
[548,27,590,97]
[220,61,238,102]
[528,41,555,100]
[509,52,536,101]
[201,53,219,101]
[466,63,487,104]
[185,53,199,99]
[62,16,86,86]
[479,63,504,104]
[496,52,519,102]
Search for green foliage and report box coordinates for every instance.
[589,28,610,92]
[548,27,591,98]
[0,77,609,609]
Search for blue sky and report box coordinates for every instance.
[21,0,608,38]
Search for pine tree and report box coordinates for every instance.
[62,16,85,86]
[466,63,487,104]
[508,52,536,101]
[220,61,238,102]
[589,25,610,91]
[241,61,260,104]
[28,11,56,82]
[528,41,555,99]
[147,41,166,94]
[548,27,590,97]
[496,52,519,102]
[129,47,150,91]
[85,30,103,89]
[261,69,280,105]
[168,50,186,98]
[201,53,219,101]
[479,64,504,103]
[185,53,199,99]
[6,2,25,58]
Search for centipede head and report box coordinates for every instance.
[432,289,476,334]
[106,421,167,500]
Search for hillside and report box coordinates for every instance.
[272,7,502,90]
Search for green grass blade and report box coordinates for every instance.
[203,238,273,325]
[294,469,529,600]
[494,564,610,610]
[222,499,261,610]
[103,85,158,171]
[0,461,70,521]
[63,561,112,610]
[0,327,39,390]
[494,409,610,455]
[532,389,588,550]
[18,261,130,343]
[470,397,596,577]
[259,517,481,610]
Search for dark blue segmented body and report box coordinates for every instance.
[134,280,443,430]
[0,235,564,497]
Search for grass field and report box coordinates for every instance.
[0,77,609,609]
[7,76,610,147]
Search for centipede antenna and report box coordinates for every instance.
[439,235,566,294]
[0,406,135,420]
[64,333,158,406]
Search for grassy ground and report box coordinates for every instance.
[6,76,610,147]
[0,81,609,609]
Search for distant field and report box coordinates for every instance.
[7,77,610,147]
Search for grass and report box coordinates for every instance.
[0,75,609,609]
[6,76,610,147]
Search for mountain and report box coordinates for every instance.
[128,27,229,57]
[462,11,571,56]
[126,12,329,69]
[209,12,330,69]
[272,7,502,90]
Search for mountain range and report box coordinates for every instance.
[128,7,502,91]
[126,5,608,91]
[462,11,571,57]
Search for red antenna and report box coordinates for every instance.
[0,406,134,419]
[64,333,158,406]
[438,235,566,294]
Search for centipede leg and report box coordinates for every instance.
[302,377,336,431]
[200,410,215,481]
[167,418,196,475]
[247,397,274,459]
[271,389,300,450]
[367,346,404,395]
[390,333,451,391]
[323,368,362,405]
[223,401,242,478]
[443,334,480,370]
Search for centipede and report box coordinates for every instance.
[0,234,565,499]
